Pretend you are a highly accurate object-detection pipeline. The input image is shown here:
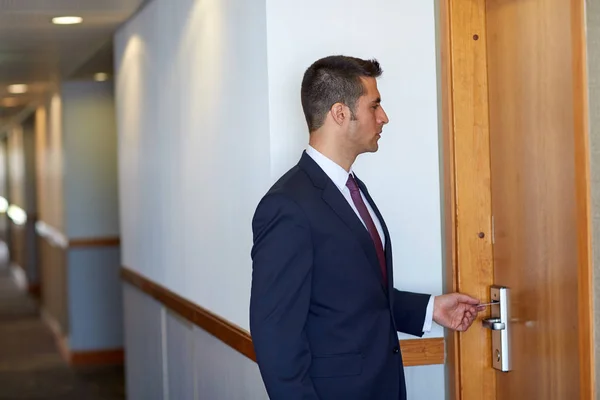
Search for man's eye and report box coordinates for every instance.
[372,105,379,109]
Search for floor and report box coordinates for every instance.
[0,254,126,399]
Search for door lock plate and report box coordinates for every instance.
[482,286,511,372]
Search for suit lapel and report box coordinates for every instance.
[321,183,384,285]
[355,176,394,292]
[299,152,387,292]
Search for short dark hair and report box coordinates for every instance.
[300,55,383,132]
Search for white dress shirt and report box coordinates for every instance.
[306,145,434,333]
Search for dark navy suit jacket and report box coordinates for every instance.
[250,152,430,400]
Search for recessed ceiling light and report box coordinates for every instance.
[94,73,109,82]
[7,84,27,94]
[52,16,83,25]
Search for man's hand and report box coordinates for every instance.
[433,293,484,332]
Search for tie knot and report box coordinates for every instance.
[346,174,359,192]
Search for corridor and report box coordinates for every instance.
[0,258,125,400]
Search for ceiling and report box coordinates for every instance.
[0,0,148,126]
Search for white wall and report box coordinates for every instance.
[116,0,442,337]
[68,248,123,351]
[116,0,445,397]
[266,0,444,340]
[62,80,120,238]
[35,81,123,351]
[115,0,271,328]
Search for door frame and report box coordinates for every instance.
[439,0,594,399]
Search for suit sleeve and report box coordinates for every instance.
[249,193,319,400]
[391,290,432,337]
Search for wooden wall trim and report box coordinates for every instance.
[121,267,445,367]
[68,237,121,248]
[41,308,124,366]
[121,267,256,361]
[69,349,124,366]
[36,220,120,249]
[400,337,444,366]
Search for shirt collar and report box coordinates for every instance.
[306,145,354,191]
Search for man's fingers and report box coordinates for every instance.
[457,293,480,305]
[462,313,475,329]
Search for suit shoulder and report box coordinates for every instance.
[252,166,311,230]
[264,165,313,200]
[253,165,314,219]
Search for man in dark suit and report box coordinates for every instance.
[250,55,482,400]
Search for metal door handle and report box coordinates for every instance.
[485,286,511,372]
[482,317,506,330]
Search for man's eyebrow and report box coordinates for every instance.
[372,97,381,104]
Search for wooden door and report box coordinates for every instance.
[486,0,592,398]
[441,0,594,399]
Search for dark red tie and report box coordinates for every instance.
[346,175,387,286]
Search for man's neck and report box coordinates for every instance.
[308,137,356,173]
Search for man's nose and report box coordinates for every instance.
[380,108,389,125]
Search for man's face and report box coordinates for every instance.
[345,77,389,155]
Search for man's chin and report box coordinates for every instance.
[366,144,379,153]
[371,139,380,152]
[357,142,380,155]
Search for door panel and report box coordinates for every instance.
[486,0,582,398]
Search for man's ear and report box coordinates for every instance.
[330,103,347,126]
